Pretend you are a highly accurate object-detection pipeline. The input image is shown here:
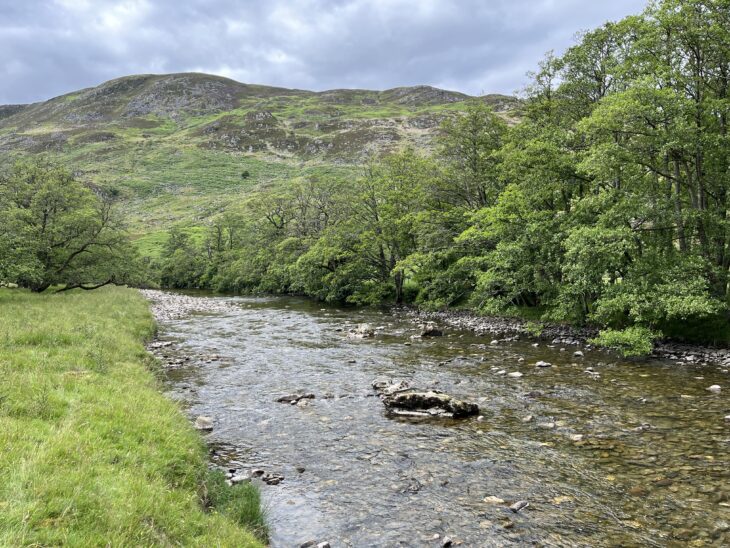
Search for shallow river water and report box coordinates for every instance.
[152,293,730,547]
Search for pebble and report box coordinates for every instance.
[442,536,453,547]
[707,385,722,393]
[535,361,552,368]
[573,350,584,357]
[317,543,331,548]
[483,495,505,504]
[509,500,530,513]
[538,422,556,430]
[507,371,524,378]
[569,434,584,441]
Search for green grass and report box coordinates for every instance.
[0,286,266,546]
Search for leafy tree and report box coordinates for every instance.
[0,160,142,292]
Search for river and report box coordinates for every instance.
[145,291,729,547]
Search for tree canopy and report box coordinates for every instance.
[0,160,143,292]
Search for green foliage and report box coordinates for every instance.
[590,326,661,357]
[0,159,147,292]
[0,287,263,546]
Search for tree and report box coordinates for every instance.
[0,159,142,292]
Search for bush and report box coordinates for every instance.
[590,326,661,357]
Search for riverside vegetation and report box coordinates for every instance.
[0,287,266,546]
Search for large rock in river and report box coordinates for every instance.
[382,390,479,419]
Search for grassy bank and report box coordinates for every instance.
[0,287,265,546]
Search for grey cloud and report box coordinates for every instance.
[0,0,647,104]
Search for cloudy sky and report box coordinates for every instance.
[0,0,647,105]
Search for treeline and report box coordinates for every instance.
[159,0,730,354]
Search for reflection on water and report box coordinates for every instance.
[157,294,730,547]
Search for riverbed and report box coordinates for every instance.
[143,290,730,547]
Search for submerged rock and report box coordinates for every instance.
[194,416,213,431]
[483,495,505,505]
[707,385,722,393]
[276,393,315,404]
[535,360,552,368]
[381,390,479,419]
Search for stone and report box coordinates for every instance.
[535,361,552,368]
[300,541,316,548]
[538,422,555,429]
[573,350,584,357]
[725,415,730,422]
[507,371,524,378]
[372,379,411,396]
[483,495,505,504]
[296,466,306,473]
[522,415,534,423]
[348,323,375,339]
[317,543,331,548]
[194,416,213,431]
[382,390,479,419]
[420,322,443,337]
[509,500,530,513]
[230,473,251,485]
[569,434,584,442]
[276,393,315,403]
[707,385,722,393]
[442,536,453,547]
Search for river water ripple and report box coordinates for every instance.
[149,292,730,547]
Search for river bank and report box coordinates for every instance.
[409,308,730,368]
[0,287,265,546]
[143,289,729,546]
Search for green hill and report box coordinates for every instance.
[0,73,518,254]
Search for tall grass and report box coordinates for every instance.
[0,286,265,546]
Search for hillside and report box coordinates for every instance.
[0,73,518,254]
